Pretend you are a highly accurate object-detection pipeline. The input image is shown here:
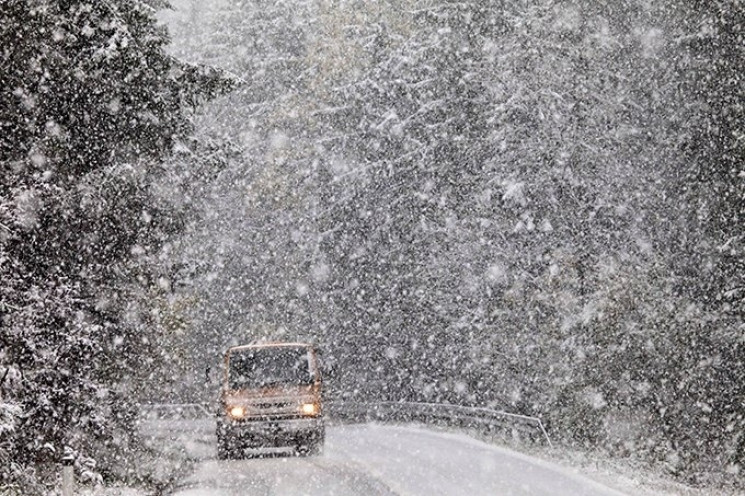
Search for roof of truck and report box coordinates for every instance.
[227,342,314,353]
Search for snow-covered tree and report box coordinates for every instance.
[0,0,231,492]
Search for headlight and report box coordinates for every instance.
[228,405,246,419]
[300,402,319,416]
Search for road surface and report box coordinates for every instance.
[170,424,628,496]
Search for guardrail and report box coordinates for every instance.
[136,401,552,448]
[327,401,553,448]
[138,402,211,421]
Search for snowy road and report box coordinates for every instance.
[170,424,629,496]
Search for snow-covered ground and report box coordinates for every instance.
[170,424,633,495]
[104,418,735,496]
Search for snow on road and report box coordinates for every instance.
[171,424,628,496]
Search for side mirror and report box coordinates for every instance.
[205,366,221,387]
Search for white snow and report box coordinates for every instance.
[173,424,630,495]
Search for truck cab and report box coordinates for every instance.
[216,342,325,458]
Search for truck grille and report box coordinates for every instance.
[244,401,300,420]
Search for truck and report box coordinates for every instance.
[216,342,325,459]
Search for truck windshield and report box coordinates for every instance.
[228,346,314,389]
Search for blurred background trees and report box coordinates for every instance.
[158,0,743,483]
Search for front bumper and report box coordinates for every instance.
[217,416,325,448]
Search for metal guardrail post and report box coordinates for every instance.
[61,457,74,496]
[536,419,553,449]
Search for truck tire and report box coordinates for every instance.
[298,427,325,456]
[308,439,324,456]
[216,432,233,460]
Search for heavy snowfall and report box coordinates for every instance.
[0,0,743,495]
